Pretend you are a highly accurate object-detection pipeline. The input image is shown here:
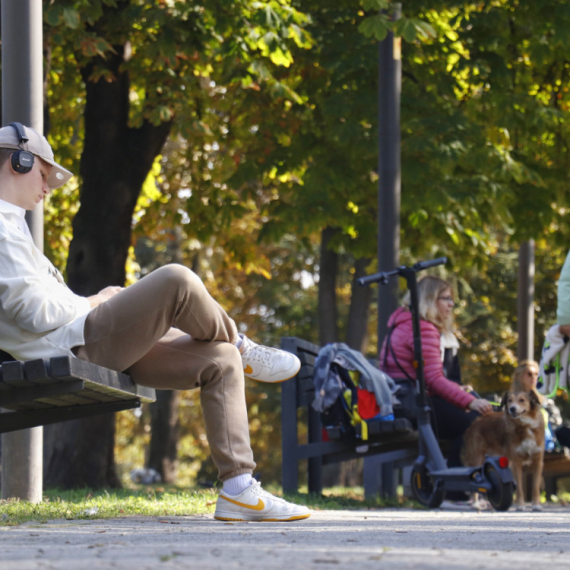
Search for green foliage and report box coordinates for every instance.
[41,0,570,485]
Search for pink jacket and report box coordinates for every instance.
[379,307,475,410]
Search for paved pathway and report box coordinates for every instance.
[2,504,570,569]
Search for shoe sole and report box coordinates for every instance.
[244,366,302,384]
[214,513,310,522]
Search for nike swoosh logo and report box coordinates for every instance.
[221,496,265,511]
[244,365,253,375]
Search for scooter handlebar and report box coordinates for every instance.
[357,269,398,286]
[358,257,448,287]
[413,257,447,271]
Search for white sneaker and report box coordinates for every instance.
[214,480,310,522]
[239,335,301,383]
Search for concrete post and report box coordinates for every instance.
[1,0,44,503]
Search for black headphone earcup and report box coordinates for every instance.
[11,150,34,174]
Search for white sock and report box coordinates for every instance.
[223,473,253,496]
[234,333,244,350]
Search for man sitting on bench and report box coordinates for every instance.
[0,123,309,523]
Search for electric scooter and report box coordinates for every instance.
[358,257,514,511]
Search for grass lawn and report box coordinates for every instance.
[0,484,416,526]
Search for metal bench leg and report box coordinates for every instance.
[281,374,299,494]
[364,456,398,499]
[307,406,322,495]
[364,455,382,500]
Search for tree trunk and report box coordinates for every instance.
[68,52,172,294]
[318,226,339,345]
[147,391,181,483]
[43,412,120,489]
[44,44,172,489]
[346,257,372,353]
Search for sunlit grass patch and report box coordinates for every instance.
[285,485,419,510]
[0,484,419,527]
[0,486,219,526]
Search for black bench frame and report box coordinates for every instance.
[281,337,419,495]
[0,356,155,433]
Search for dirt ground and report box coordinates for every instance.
[2,504,570,569]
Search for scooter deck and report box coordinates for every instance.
[430,466,479,478]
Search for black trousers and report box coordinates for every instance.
[429,395,480,468]
[428,395,481,501]
[555,425,570,449]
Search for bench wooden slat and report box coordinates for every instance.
[22,358,112,406]
[3,361,35,387]
[22,359,107,406]
[0,356,156,433]
[297,375,314,392]
[0,398,143,434]
[0,366,11,391]
[297,389,315,408]
[298,352,316,367]
[50,357,155,403]
[24,359,59,384]
[0,380,85,410]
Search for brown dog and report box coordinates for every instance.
[462,390,545,511]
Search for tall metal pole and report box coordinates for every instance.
[1,0,44,502]
[517,240,535,362]
[365,4,402,500]
[377,4,402,354]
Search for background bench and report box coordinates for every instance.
[0,355,155,433]
[280,337,418,496]
[532,448,570,501]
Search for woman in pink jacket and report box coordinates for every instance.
[380,275,492,474]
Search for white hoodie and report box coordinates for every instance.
[0,199,91,360]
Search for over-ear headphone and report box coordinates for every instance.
[9,122,34,174]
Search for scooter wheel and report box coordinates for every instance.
[485,464,514,512]
[411,464,444,508]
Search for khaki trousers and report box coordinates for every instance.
[75,264,256,481]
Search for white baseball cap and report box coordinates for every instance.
[0,123,73,189]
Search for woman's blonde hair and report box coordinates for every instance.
[512,360,541,401]
[402,275,453,333]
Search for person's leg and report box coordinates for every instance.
[76,264,300,383]
[429,396,480,502]
[430,395,479,467]
[127,328,255,481]
[76,264,238,372]
[554,425,570,448]
[126,328,309,521]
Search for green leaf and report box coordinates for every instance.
[414,20,436,40]
[361,0,390,10]
[358,15,389,41]
[45,5,62,27]
[62,7,81,30]
[395,20,418,43]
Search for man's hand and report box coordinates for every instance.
[467,398,493,415]
[88,286,123,308]
[560,324,570,338]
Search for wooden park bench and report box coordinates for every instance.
[0,352,155,433]
[526,448,570,501]
[280,337,419,496]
